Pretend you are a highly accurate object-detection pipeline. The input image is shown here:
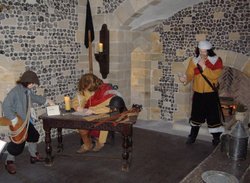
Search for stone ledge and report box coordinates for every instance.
[134,119,212,142]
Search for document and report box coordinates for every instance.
[46,105,60,116]
[71,109,92,117]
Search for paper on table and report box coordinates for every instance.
[71,109,92,117]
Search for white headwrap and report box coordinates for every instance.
[198,40,212,50]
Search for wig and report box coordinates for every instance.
[78,73,103,93]
[195,47,217,57]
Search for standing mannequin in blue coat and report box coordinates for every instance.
[3,70,54,174]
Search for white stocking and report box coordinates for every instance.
[28,142,37,157]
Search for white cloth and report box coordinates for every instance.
[104,90,122,97]
[11,117,18,126]
[30,107,38,120]
[208,126,225,133]
[28,142,37,157]
[198,40,212,50]
[6,153,15,163]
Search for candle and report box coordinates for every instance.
[98,43,103,52]
[64,96,71,111]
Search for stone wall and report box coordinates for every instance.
[0,0,137,140]
[0,0,87,140]
[131,32,163,120]
[1,0,249,140]
[155,0,250,122]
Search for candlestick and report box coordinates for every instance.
[98,43,103,52]
[64,96,71,111]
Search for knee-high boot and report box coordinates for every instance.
[186,126,200,144]
[212,132,222,146]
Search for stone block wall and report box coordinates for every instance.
[131,32,163,120]
[0,0,137,141]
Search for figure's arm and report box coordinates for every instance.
[72,93,86,111]
[88,98,111,114]
[30,92,47,105]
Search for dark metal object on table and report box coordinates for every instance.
[220,133,229,153]
[228,121,249,160]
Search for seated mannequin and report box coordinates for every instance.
[72,73,123,153]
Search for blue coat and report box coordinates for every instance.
[3,84,46,122]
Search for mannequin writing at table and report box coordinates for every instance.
[72,73,124,153]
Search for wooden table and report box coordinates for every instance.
[39,110,140,171]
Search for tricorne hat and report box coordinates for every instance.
[20,70,40,85]
[198,40,212,50]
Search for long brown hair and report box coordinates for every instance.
[78,73,103,93]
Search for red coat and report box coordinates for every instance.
[85,83,114,108]
[85,83,114,138]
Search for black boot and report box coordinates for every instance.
[212,132,222,146]
[186,126,200,144]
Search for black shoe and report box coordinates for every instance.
[5,161,16,174]
[186,137,195,144]
[212,139,220,146]
[30,152,45,164]
[212,132,222,146]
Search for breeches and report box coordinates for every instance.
[7,123,40,156]
[78,129,100,138]
[190,92,222,128]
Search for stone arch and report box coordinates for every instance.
[113,0,160,28]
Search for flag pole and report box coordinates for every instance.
[88,30,93,73]
[85,0,94,73]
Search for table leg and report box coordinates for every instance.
[57,128,63,152]
[122,135,132,172]
[44,128,53,166]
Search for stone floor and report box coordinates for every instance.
[0,120,249,183]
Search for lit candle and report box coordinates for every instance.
[98,43,103,52]
[64,96,71,111]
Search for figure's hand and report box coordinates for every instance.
[85,109,94,115]
[47,99,55,106]
[178,73,187,84]
[76,106,84,112]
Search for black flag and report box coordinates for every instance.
[84,0,94,48]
